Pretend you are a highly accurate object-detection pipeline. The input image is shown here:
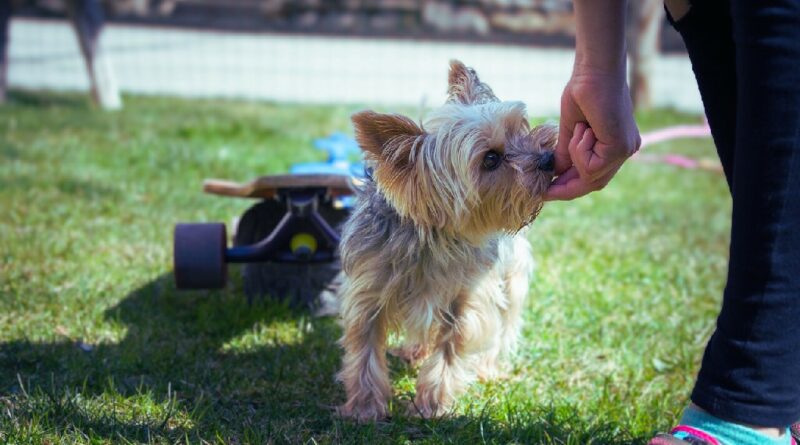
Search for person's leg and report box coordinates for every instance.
[650,1,800,443]
[691,0,800,428]
[664,0,737,189]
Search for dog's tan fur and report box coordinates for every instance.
[337,61,556,421]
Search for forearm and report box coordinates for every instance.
[572,0,628,76]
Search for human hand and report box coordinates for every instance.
[545,71,641,201]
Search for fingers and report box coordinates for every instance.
[544,122,628,201]
[567,123,596,180]
[554,120,590,176]
[544,170,594,201]
[548,73,640,202]
[554,93,585,175]
[544,163,622,201]
[549,164,580,187]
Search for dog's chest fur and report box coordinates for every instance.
[340,181,517,336]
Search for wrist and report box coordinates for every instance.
[573,50,626,78]
[572,0,628,76]
[569,65,628,93]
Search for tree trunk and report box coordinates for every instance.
[628,0,664,110]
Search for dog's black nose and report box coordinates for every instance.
[538,151,555,172]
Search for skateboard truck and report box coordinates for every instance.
[174,183,345,290]
[225,189,341,263]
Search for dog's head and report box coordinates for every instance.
[352,60,556,243]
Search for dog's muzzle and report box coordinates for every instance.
[537,151,555,172]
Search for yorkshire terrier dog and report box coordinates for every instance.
[337,60,556,421]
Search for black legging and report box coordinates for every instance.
[668,0,800,427]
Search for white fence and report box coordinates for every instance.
[7,18,702,114]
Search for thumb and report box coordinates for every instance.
[554,118,576,175]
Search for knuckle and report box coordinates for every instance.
[560,91,573,109]
[592,180,608,191]
[616,142,636,158]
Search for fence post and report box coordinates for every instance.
[0,0,11,104]
[66,0,122,110]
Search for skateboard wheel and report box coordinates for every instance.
[173,223,227,289]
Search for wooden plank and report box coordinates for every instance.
[203,174,355,199]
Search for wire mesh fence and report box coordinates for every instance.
[3,0,702,114]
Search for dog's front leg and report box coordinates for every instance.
[413,294,494,418]
[337,291,391,422]
[478,236,532,381]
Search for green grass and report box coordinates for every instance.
[0,90,730,444]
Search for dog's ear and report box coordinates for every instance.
[529,123,558,149]
[352,110,425,169]
[447,60,499,105]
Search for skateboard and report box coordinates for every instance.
[173,173,356,308]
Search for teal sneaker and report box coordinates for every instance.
[649,424,800,445]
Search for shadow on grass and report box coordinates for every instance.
[0,272,643,444]
[5,90,93,109]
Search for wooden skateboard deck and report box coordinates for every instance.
[203,174,355,199]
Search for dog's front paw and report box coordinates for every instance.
[405,399,449,419]
[408,390,452,419]
[337,398,389,423]
[476,364,509,382]
[389,344,429,367]
[477,370,509,383]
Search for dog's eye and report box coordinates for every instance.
[482,150,502,170]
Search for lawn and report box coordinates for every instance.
[0,91,731,444]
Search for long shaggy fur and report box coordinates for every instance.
[337,60,556,421]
